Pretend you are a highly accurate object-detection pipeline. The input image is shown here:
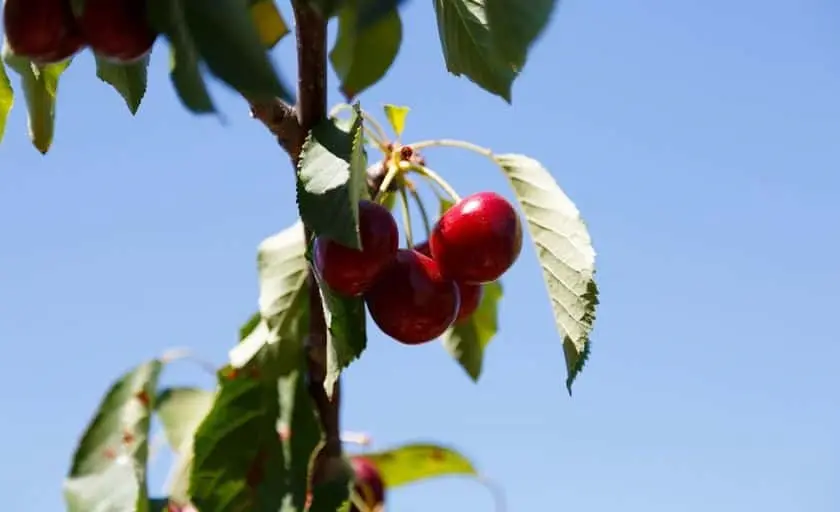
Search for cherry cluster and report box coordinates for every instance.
[3,0,156,64]
[315,191,522,345]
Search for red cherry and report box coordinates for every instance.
[430,192,522,284]
[350,457,385,512]
[77,0,157,63]
[3,0,85,64]
[414,241,482,322]
[364,249,460,344]
[314,200,399,296]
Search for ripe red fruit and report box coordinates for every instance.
[350,457,385,512]
[430,191,523,284]
[77,0,157,62]
[314,200,399,296]
[364,249,460,344]
[3,0,85,63]
[415,241,483,322]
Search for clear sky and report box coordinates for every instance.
[1,0,839,510]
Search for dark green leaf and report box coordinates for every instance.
[296,104,368,249]
[0,61,13,144]
[149,497,172,511]
[494,154,599,393]
[330,1,402,100]
[308,477,352,512]
[147,0,215,113]
[2,45,71,153]
[357,0,411,29]
[156,387,215,452]
[314,276,367,397]
[279,367,322,509]
[359,443,478,488]
[95,54,149,114]
[441,280,503,381]
[189,371,286,511]
[63,360,164,512]
[181,0,291,101]
[485,0,556,70]
[433,0,517,102]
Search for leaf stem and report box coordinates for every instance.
[406,162,461,203]
[407,138,495,160]
[373,161,400,202]
[407,184,432,239]
[398,186,414,248]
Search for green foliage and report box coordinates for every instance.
[63,360,163,511]
[0,61,12,143]
[359,443,478,487]
[279,368,322,510]
[486,0,556,70]
[495,153,599,392]
[383,104,409,138]
[95,55,149,115]
[442,281,503,381]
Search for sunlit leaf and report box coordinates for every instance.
[359,443,478,488]
[383,104,409,138]
[249,0,290,49]
[156,387,215,453]
[0,61,13,143]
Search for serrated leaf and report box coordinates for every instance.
[249,0,290,49]
[329,1,402,100]
[279,367,322,509]
[360,443,478,488]
[485,0,556,70]
[494,154,598,392]
[296,104,367,249]
[0,61,13,144]
[180,0,291,101]
[95,54,149,114]
[156,387,215,453]
[189,371,287,511]
[63,360,164,512]
[383,104,409,138]
[441,280,503,381]
[433,0,517,102]
[2,44,70,153]
[147,0,215,113]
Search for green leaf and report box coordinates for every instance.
[441,280,503,381]
[188,371,286,511]
[383,104,409,138]
[149,498,173,511]
[357,0,410,29]
[148,0,215,113]
[63,360,164,512]
[432,0,517,102]
[249,0,291,49]
[494,154,599,393]
[329,1,402,100]
[296,103,368,249]
[314,276,367,397]
[95,54,149,114]
[0,61,13,144]
[181,0,291,101]
[485,0,556,70]
[360,443,478,488]
[156,387,216,453]
[308,476,352,512]
[2,44,70,154]
[279,367,322,509]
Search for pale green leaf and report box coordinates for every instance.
[156,387,216,453]
[494,154,598,392]
[441,281,503,381]
[360,443,478,488]
[383,104,409,138]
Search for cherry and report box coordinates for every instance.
[3,0,85,64]
[364,249,460,344]
[415,241,483,322]
[430,191,523,284]
[350,457,385,512]
[77,0,157,62]
[314,200,399,296]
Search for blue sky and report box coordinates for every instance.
[1,0,839,510]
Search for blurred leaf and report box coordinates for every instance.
[63,360,164,512]
[279,367,322,509]
[249,0,290,48]
[485,0,555,70]
[494,154,599,392]
[308,476,352,512]
[441,280,503,381]
[360,443,478,488]
[383,104,409,138]
[357,0,411,29]
[2,45,71,153]
[0,61,13,144]
[432,0,517,102]
[149,497,173,511]
[296,103,368,249]
[189,370,286,511]
[329,1,402,100]
[156,387,215,452]
[95,54,149,114]
[314,276,367,397]
[239,311,263,341]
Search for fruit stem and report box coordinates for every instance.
[406,138,495,160]
[349,491,375,512]
[407,185,432,239]
[374,161,400,202]
[405,162,462,203]
[328,103,390,152]
[479,476,508,512]
[398,186,415,248]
